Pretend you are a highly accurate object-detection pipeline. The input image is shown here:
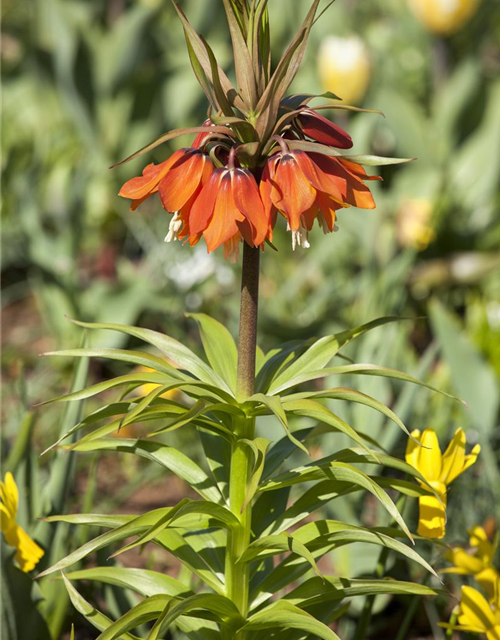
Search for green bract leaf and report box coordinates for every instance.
[286,140,416,165]
[111,125,233,167]
[241,436,271,510]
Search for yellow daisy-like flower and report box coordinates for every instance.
[444,526,499,600]
[1,472,44,572]
[406,428,480,539]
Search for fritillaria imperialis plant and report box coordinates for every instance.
[37,1,465,638]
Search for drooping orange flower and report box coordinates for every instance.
[260,147,379,248]
[189,163,271,260]
[119,148,214,244]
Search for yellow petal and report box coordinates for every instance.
[405,429,422,470]
[459,586,497,632]
[476,568,500,603]
[445,547,484,574]
[417,492,447,539]
[12,524,44,573]
[415,429,442,481]
[0,502,16,535]
[0,472,19,520]
[463,443,481,474]
[441,428,467,484]
[487,628,500,640]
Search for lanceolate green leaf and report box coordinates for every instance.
[68,319,234,395]
[187,313,238,393]
[261,462,413,542]
[111,125,233,167]
[94,594,174,640]
[242,600,341,640]
[147,594,243,640]
[267,317,403,394]
[248,393,309,454]
[238,533,321,577]
[61,575,140,639]
[293,520,437,577]
[64,438,223,503]
[64,567,192,598]
[285,140,416,165]
[284,576,443,608]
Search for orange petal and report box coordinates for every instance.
[159,151,212,212]
[189,172,221,236]
[232,169,269,246]
[118,151,185,202]
[341,158,383,181]
[203,173,245,252]
[303,153,347,202]
[274,153,316,231]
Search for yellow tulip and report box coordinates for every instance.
[444,526,499,600]
[318,36,371,105]
[408,0,481,36]
[0,472,44,572]
[443,586,500,640]
[406,428,480,539]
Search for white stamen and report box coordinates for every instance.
[291,229,310,251]
[164,211,183,243]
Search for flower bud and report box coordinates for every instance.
[397,199,435,250]
[408,0,481,35]
[317,36,371,105]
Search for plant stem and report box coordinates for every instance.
[224,243,260,636]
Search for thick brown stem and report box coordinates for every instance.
[236,244,260,400]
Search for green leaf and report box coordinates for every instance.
[111,499,239,558]
[248,393,309,455]
[281,399,378,460]
[111,125,233,167]
[63,438,223,503]
[261,462,413,542]
[68,319,235,397]
[267,317,403,394]
[64,567,192,598]
[221,0,257,107]
[270,363,464,404]
[147,594,243,640]
[286,140,416,165]
[282,388,413,440]
[241,437,271,510]
[187,313,238,393]
[199,430,231,502]
[61,574,140,639]
[94,594,173,640]
[284,576,443,608]
[242,600,341,640]
[171,1,246,112]
[239,533,321,577]
[293,520,437,578]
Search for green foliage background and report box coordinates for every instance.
[1,0,500,638]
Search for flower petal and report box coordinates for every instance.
[441,428,467,484]
[189,171,221,236]
[119,151,185,202]
[159,151,212,212]
[459,586,498,633]
[274,153,316,231]
[417,491,447,539]
[297,109,353,149]
[232,169,269,246]
[417,429,443,481]
[203,173,245,252]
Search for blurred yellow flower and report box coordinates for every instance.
[318,36,371,105]
[133,366,181,401]
[408,0,481,36]
[397,199,436,250]
[0,472,44,572]
[444,586,500,639]
[406,428,480,539]
[444,526,499,600]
